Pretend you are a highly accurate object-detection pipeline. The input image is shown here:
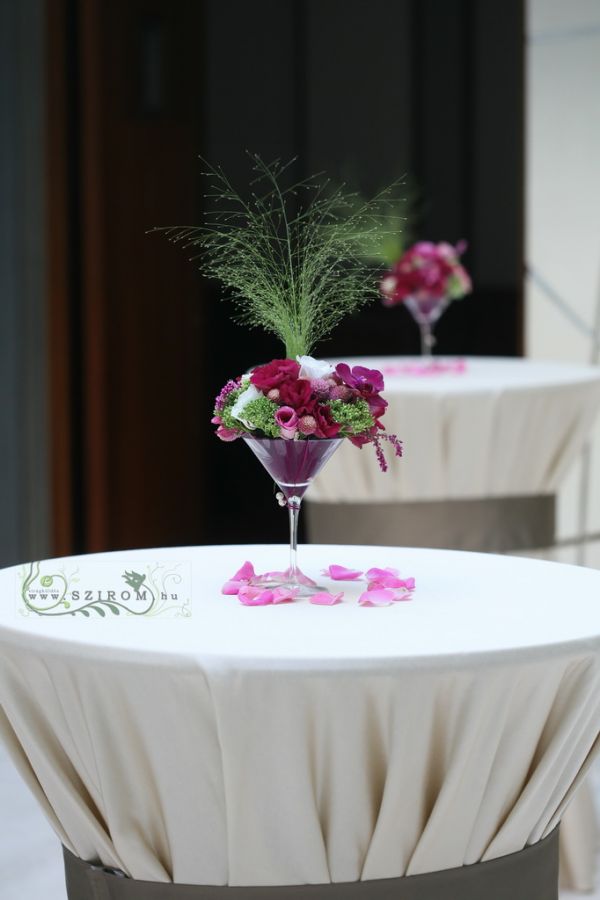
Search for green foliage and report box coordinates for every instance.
[158,155,404,358]
[240,397,280,436]
[321,173,420,267]
[329,398,375,435]
[218,387,244,430]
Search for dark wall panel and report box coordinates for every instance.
[472,0,524,291]
[412,0,471,242]
[205,0,297,176]
[305,0,412,190]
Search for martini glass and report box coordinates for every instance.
[404,295,450,357]
[244,436,343,596]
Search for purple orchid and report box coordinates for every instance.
[335,363,388,418]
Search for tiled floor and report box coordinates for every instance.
[2,539,600,898]
[0,742,65,900]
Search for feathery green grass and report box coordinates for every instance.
[157,154,405,358]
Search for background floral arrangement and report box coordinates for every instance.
[213,354,402,470]
[380,240,471,306]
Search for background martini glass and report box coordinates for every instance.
[404,295,450,357]
[244,436,343,596]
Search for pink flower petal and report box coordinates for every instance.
[238,585,274,606]
[271,587,300,604]
[365,566,399,582]
[368,575,416,590]
[234,561,256,582]
[322,564,363,581]
[222,561,257,595]
[310,591,343,606]
[222,580,244,596]
[216,425,242,442]
[358,588,396,607]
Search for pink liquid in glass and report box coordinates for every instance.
[244,437,343,500]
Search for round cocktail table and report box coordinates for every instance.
[1,544,599,897]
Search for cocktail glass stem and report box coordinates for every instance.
[420,321,435,357]
[287,495,301,582]
[243,436,343,594]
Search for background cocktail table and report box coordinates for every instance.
[307,357,600,552]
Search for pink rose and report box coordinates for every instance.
[274,406,299,439]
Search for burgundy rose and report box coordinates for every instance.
[278,377,314,411]
[250,358,300,392]
[313,404,341,439]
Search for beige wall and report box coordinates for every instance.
[526,0,600,544]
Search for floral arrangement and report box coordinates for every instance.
[159,155,404,468]
[213,354,402,470]
[380,240,471,306]
[158,156,407,596]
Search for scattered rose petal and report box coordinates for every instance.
[358,588,396,607]
[368,575,416,591]
[223,559,413,608]
[235,561,257,581]
[322,564,363,581]
[272,587,299,604]
[381,360,467,377]
[222,561,256,595]
[238,585,274,606]
[310,591,343,606]
[365,566,399,582]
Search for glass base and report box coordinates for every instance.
[257,577,326,598]
[254,565,322,598]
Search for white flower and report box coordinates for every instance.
[297,355,335,381]
[230,383,262,429]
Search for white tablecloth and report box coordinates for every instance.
[1,544,600,886]
[308,357,600,503]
